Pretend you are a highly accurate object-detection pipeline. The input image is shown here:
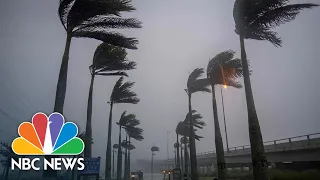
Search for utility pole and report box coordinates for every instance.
[220,85,229,151]
[167,130,170,159]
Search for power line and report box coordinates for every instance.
[0,70,36,111]
[0,90,28,117]
[0,109,21,126]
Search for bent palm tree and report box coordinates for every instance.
[207,50,244,180]
[125,126,144,180]
[85,43,136,157]
[115,111,140,180]
[233,1,318,179]
[56,0,141,114]
[176,110,205,177]
[151,146,160,180]
[106,78,139,180]
[185,68,210,180]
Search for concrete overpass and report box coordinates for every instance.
[155,132,320,172]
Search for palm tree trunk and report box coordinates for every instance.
[124,135,128,180]
[188,94,199,180]
[84,74,95,158]
[44,33,72,179]
[181,145,184,172]
[113,148,115,179]
[54,33,72,113]
[239,34,269,180]
[151,152,154,180]
[183,137,189,178]
[105,102,114,180]
[176,133,180,168]
[128,137,131,179]
[117,126,123,180]
[211,85,226,180]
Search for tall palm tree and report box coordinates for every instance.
[151,146,160,180]
[115,111,140,180]
[85,43,136,157]
[180,138,184,172]
[55,0,141,114]
[206,50,244,180]
[125,126,144,180]
[185,68,210,180]
[176,110,205,178]
[233,1,318,179]
[107,78,139,180]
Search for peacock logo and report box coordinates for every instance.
[12,112,84,155]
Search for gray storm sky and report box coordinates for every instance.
[1,0,320,173]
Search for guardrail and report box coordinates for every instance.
[196,132,320,156]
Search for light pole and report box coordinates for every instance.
[167,130,170,159]
[220,85,229,151]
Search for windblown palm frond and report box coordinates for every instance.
[111,77,140,104]
[128,131,144,141]
[151,146,160,152]
[233,0,319,46]
[90,43,137,75]
[176,121,203,141]
[187,68,211,94]
[184,110,206,129]
[59,0,142,49]
[207,50,247,88]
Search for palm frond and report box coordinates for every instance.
[97,72,129,77]
[111,78,139,104]
[129,131,144,141]
[76,16,142,30]
[187,68,205,88]
[252,3,319,29]
[58,0,75,30]
[113,144,119,149]
[72,30,138,49]
[151,146,160,152]
[66,0,135,29]
[233,0,318,46]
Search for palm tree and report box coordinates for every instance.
[176,110,205,178]
[151,146,160,180]
[106,78,139,180]
[85,43,136,158]
[112,144,119,178]
[55,0,141,114]
[115,111,140,180]
[0,142,19,180]
[206,50,244,180]
[233,1,318,179]
[185,68,210,180]
[125,126,144,180]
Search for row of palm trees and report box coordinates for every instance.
[170,1,319,180]
[47,0,318,180]
[54,0,144,180]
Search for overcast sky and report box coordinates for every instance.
[1,0,320,174]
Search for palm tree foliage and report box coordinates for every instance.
[233,1,318,180]
[151,146,160,152]
[206,50,245,180]
[233,0,318,47]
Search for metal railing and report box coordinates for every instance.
[196,132,320,156]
